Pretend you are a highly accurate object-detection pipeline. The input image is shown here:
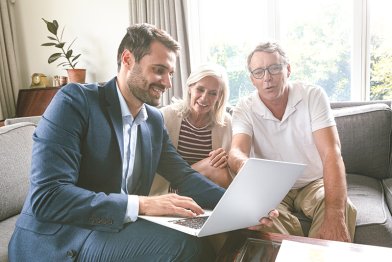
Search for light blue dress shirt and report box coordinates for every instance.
[116,84,148,222]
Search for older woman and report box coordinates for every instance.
[150,63,232,195]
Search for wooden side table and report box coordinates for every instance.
[16,87,60,117]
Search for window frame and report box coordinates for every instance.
[188,0,373,102]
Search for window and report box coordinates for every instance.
[279,0,352,101]
[369,0,392,100]
[189,0,391,104]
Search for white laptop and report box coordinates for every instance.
[139,158,306,237]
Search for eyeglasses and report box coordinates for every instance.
[250,64,285,79]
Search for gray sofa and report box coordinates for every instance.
[0,122,36,262]
[1,102,392,260]
[297,101,392,247]
[333,101,392,247]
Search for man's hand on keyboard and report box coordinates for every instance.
[139,193,204,217]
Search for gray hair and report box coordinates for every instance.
[171,63,230,127]
[247,41,289,71]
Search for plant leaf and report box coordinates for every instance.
[68,38,77,50]
[41,43,57,46]
[57,62,69,67]
[65,50,73,59]
[42,18,81,69]
[55,42,65,48]
[48,53,62,63]
[42,18,51,25]
[72,54,81,62]
[60,27,65,41]
[47,22,57,35]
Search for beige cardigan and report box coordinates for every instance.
[149,105,232,195]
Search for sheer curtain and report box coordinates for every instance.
[130,0,190,106]
[0,0,20,120]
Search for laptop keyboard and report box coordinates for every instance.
[169,216,209,229]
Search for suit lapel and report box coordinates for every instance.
[138,122,153,194]
[100,80,156,195]
[100,78,124,158]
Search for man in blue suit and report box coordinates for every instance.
[9,23,274,261]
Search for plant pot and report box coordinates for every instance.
[67,69,86,83]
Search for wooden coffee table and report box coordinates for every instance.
[216,229,392,261]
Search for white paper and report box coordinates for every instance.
[276,239,392,262]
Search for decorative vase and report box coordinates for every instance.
[66,69,86,83]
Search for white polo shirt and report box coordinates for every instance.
[232,82,336,189]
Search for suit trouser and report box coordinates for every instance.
[260,178,357,240]
[77,219,214,262]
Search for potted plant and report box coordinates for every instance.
[41,18,86,83]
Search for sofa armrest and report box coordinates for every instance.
[0,123,35,221]
[5,116,41,126]
[383,178,392,214]
[331,100,392,109]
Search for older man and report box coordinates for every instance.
[228,41,357,242]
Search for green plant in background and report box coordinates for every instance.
[370,35,392,100]
[41,18,81,69]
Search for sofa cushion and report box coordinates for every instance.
[0,122,35,221]
[296,173,392,247]
[348,174,392,247]
[383,178,392,214]
[296,173,387,227]
[347,173,387,226]
[333,104,392,179]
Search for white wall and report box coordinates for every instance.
[14,0,130,88]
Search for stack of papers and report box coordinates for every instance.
[276,239,392,262]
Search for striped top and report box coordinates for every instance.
[177,118,212,165]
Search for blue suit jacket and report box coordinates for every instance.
[9,78,224,261]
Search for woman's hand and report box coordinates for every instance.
[191,151,233,188]
[209,148,228,168]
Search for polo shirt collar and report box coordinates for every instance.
[251,82,303,121]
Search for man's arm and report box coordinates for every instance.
[228,133,279,229]
[228,133,252,174]
[313,126,351,242]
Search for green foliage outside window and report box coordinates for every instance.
[208,44,254,106]
[370,35,392,100]
[206,1,391,103]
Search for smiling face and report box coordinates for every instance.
[125,41,177,107]
[249,51,291,104]
[189,76,221,117]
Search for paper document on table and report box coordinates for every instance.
[276,239,392,262]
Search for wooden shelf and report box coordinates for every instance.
[16,87,60,117]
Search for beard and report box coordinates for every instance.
[126,64,163,106]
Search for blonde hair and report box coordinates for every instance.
[171,63,230,127]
